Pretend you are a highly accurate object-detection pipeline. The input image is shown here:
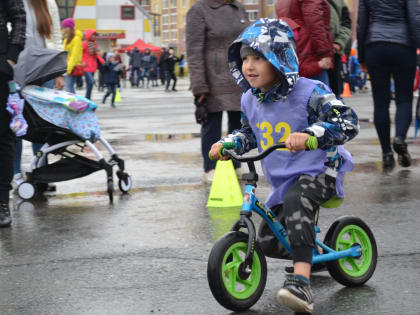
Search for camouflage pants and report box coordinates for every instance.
[258,173,336,264]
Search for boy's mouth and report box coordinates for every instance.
[247,74,259,78]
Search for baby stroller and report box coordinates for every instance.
[14,48,132,203]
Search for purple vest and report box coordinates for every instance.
[241,78,353,207]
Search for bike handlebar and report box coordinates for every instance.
[218,136,318,163]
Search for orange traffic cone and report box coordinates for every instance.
[341,82,352,98]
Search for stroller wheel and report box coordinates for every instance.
[17,182,36,200]
[118,175,132,193]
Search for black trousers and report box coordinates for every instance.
[366,42,417,153]
[258,173,336,264]
[165,70,177,90]
[201,111,242,172]
[0,79,14,201]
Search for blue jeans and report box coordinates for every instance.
[43,79,55,89]
[84,72,94,99]
[14,140,46,175]
[65,75,77,93]
[103,84,117,105]
[310,70,330,86]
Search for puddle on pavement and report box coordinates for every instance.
[105,133,201,146]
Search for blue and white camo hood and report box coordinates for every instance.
[228,18,299,102]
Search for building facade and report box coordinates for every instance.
[59,0,154,51]
[138,0,276,54]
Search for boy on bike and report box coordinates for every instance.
[209,19,359,313]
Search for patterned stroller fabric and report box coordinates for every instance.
[22,86,101,142]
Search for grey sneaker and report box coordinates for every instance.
[277,274,314,313]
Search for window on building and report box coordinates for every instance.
[163,0,168,9]
[267,0,274,4]
[154,4,158,12]
[247,10,258,21]
[163,30,169,41]
[121,5,135,20]
[244,0,258,4]
[182,0,187,7]
[171,13,177,24]
[170,0,177,7]
[56,0,76,20]
[171,30,177,40]
[162,14,169,25]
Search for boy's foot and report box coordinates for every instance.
[393,137,411,167]
[0,201,12,228]
[172,88,178,92]
[382,152,395,171]
[202,170,215,184]
[277,274,313,313]
[284,263,326,274]
[111,103,116,108]
[165,88,170,92]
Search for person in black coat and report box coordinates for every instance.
[163,47,183,92]
[128,47,143,87]
[102,52,120,108]
[0,0,26,227]
[358,0,420,171]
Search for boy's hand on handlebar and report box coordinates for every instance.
[285,132,310,154]
[209,143,230,161]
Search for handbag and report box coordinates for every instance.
[71,65,84,76]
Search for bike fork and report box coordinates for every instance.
[232,212,256,278]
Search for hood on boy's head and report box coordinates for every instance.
[228,18,299,94]
[85,29,97,41]
[106,52,115,61]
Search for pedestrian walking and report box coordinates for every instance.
[158,47,168,86]
[150,52,159,87]
[98,51,107,91]
[141,48,153,88]
[102,52,119,108]
[61,18,83,93]
[186,0,249,182]
[327,0,351,97]
[13,0,64,189]
[128,47,143,88]
[0,0,26,227]
[179,59,185,77]
[163,48,183,92]
[358,0,420,170]
[275,0,334,85]
[82,29,104,100]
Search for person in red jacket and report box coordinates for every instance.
[82,29,104,99]
[276,0,333,85]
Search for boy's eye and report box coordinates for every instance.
[242,56,248,61]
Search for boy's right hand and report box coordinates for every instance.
[318,57,332,70]
[209,143,230,161]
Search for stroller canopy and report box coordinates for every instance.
[14,47,67,88]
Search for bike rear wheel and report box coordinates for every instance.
[324,216,377,287]
[207,232,267,311]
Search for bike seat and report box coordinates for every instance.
[321,196,344,208]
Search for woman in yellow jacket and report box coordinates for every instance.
[61,18,83,93]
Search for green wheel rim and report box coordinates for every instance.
[335,224,373,278]
[221,242,262,300]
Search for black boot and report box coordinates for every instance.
[0,201,12,228]
[393,137,411,167]
[382,152,395,171]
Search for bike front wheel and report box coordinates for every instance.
[324,216,377,287]
[207,231,267,312]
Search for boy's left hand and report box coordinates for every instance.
[285,132,310,154]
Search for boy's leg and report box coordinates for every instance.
[171,72,177,90]
[84,72,94,100]
[277,173,336,313]
[111,84,116,106]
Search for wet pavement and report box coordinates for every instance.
[1,79,420,314]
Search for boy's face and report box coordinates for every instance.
[242,55,279,92]
[109,56,115,62]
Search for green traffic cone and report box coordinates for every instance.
[206,160,243,208]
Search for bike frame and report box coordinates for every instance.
[232,182,362,269]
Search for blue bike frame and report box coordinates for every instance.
[239,183,362,265]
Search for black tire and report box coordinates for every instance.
[207,232,267,312]
[324,216,377,287]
